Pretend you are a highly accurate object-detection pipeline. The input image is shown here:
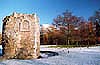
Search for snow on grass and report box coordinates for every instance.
[0,46,100,65]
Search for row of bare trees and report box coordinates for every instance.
[40,9,100,46]
[89,9,100,44]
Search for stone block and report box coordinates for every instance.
[2,12,40,59]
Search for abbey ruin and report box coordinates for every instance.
[2,12,40,59]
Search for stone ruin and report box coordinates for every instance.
[1,12,40,59]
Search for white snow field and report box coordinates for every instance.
[0,46,100,65]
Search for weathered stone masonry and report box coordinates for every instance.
[2,12,40,59]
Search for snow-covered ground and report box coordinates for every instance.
[0,46,100,65]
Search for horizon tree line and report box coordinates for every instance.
[41,9,100,46]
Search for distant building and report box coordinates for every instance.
[40,24,51,45]
[40,24,61,45]
[2,12,40,59]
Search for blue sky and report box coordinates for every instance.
[0,0,100,32]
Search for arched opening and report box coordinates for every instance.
[22,20,29,30]
[20,20,30,31]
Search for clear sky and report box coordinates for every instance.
[0,0,100,32]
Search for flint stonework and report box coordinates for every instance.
[2,12,40,59]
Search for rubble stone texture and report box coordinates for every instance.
[2,12,40,59]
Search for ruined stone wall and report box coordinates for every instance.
[2,12,40,59]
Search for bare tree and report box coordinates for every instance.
[53,10,80,45]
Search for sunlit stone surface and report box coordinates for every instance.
[2,12,40,59]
